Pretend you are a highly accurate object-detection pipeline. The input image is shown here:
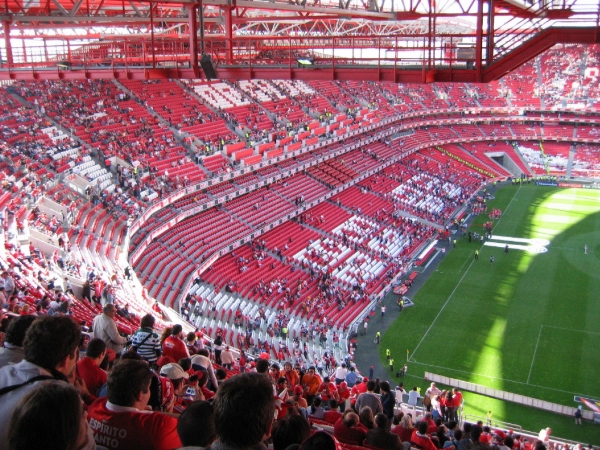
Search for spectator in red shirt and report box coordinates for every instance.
[333,410,368,445]
[317,376,339,401]
[76,337,108,399]
[350,377,368,402]
[324,399,343,424]
[451,388,463,421]
[410,421,438,450]
[283,362,300,391]
[196,369,216,400]
[337,381,351,408]
[392,414,415,443]
[87,359,182,450]
[423,412,438,434]
[162,324,189,362]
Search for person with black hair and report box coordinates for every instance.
[410,420,438,450]
[213,334,223,365]
[7,382,92,450]
[76,338,107,399]
[0,316,91,448]
[179,357,192,372]
[443,429,462,449]
[308,396,326,420]
[470,425,483,443]
[366,413,407,450]
[215,367,227,385]
[380,381,396,422]
[163,324,189,362]
[299,431,336,450]
[0,315,36,368]
[87,359,181,450]
[212,372,275,450]
[195,369,215,401]
[255,357,270,374]
[324,399,342,424]
[457,424,473,450]
[355,379,383,415]
[436,425,449,448]
[186,332,200,355]
[177,400,216,449]
[271,414,311,450]
[131,314,162,364]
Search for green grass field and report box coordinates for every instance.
[381,184,600,443]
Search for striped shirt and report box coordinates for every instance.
[131,328,161,362]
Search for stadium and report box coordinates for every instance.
[0,0,599,448]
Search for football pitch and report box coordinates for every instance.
[381,184,600,443]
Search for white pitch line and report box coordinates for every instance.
[410,186,521,362]
[409,256,475,361]
[543,325,600,336]
[527,325,543,384]
[491,184,520,232]
[409,359,597,398]
[457,252,472,273]
[483,242,548,253]
[486,235,548,244]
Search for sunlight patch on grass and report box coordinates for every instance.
[472,317,507,384]
[531,190,600,241]
[515,252,534,274]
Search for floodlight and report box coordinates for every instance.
[297,58,314,66]
[57,61,72,70]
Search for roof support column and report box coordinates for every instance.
[150,4,156,68]
[486,0,495,66]
[475,0,484,80]
[188,2,200,77]
[224,2,234,64]
[3,21,13,67]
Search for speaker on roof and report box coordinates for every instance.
[200,54,218,80]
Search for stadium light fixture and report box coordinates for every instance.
[57,61,72,70]
[297,57,314,66]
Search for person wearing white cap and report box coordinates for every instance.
[191,350,219,392]
[160,362,189,381]
[160,363,190,414]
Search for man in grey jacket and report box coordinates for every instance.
[0,316,97,450]
[0,315,36,368]
[92,304,128,353]
[354,380,383,415]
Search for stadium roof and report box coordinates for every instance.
[0,0,599,82]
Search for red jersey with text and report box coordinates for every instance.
[87,398,181,450]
